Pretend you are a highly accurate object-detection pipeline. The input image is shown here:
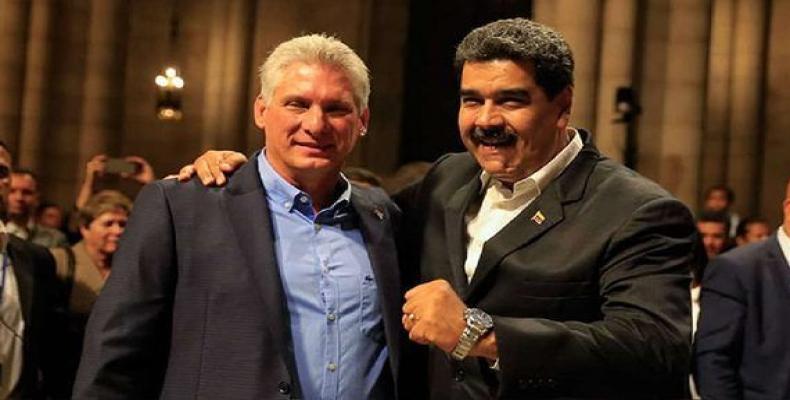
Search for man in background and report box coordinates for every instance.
[702,184,740,238]
[697,211,730,260]
[735,216,771,247]
[694,178,790,399]
[0,142,67,398]
[6,169,68,248]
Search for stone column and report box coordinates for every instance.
[700,0,735,193]
[551,0,602,131]
[201,0,255,151]
[726,0,767,216]
[76,0,129,170]
[0,0,31,153]
[18,0,55,172]
[656,0,710,208]
[357,0,409,174]
[594,0,638,162]
[760,0,790,224]
[532,0,557,27]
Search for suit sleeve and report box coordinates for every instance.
[73,182,177,399]
[493,197,695,397]
[693,256,745,399]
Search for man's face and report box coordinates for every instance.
[736,222,770,246]
[458,60,571,184]
[9,173,38,219]
[704,190,730,212]
[697,221,728,259]
[80,210,128,255]
[253,62,369,184]
[38,206,64,230]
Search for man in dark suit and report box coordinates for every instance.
[182,18,698,399]
[0,142,67,399]
[394,18,696,399]
[74,35,403,399]
[694,178,790,399]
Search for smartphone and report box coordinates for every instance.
[105,158,139,175]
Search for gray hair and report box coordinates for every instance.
[455,18,574,99]
[259,34,371,110]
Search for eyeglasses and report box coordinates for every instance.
[0,165,10,179]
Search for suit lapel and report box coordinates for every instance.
[222,156,302,396]
[6,240,34,326]
[352,189,401,388]
[465,185,564,301]
[464,132,600,302]
[444,176,482,295]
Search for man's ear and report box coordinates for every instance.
[556,86,573,129]
[253,95,267,129]
[359,108,370,135]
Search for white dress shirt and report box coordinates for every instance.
[0,223,24,398]
[777,226,790,268]
[464,129,584,281]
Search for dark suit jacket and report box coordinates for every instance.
[7,235,68,399]
[73,156,403,399]
[397,131,697,399]
[694,233,790,400]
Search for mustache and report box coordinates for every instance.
[470,127,518,146]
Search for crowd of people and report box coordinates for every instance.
[1,16,788,400]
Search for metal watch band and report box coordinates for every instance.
[450,308,493,360]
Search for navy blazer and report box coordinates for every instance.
[74,155,403,399]
[694,233,790,399]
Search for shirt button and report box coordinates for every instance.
[277,381,291,395]
[453,368,465,382]
[327,313,336,321]
[299,195,309,203]
[327,362,337,372]
[284,201,292,208]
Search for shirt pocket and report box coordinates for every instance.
[359,273,385,343]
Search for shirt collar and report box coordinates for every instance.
[777,226,790,268]
[479,128,584,199]
[257,150,352,217]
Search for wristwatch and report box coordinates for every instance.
[450,308,494,360]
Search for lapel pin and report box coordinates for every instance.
[531,210,546,225]
[373,208,385,221]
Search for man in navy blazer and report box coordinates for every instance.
[74,35,403,399]
[694,178,790,399]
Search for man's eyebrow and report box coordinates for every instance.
[496,89,530,98]
[459,89,480,97]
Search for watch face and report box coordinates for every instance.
[467,308,494,329]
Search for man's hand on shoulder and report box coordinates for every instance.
[175,150,247,186]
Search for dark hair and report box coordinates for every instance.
[697,210,730,233]
[454,18,574,99]
[735,216,768,238]
[36,202,62,217]
[704,184,735,204]
[11,167,39,184]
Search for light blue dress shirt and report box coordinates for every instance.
[257,152,387,400]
